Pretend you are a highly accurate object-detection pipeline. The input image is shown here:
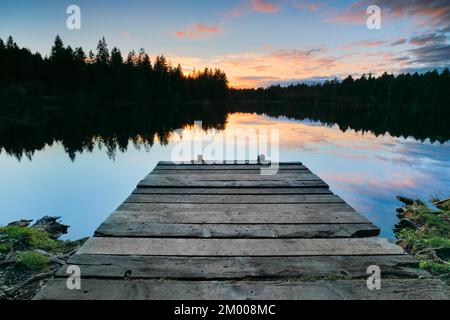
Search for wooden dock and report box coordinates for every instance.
[35,161,449,300]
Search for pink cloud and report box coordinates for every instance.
[176,23,221,39]
[221,0,281,20]
[326,0,450,26]
[250,0,281,13]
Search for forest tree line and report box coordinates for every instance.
[231,70,450,110]
[1,35,449,111]
[0,35,229,107]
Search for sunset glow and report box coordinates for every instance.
[1,0,449,88]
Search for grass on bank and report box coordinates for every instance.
[17,251,49,271]
[0,225,81,271]
[395,197,450,281]
[0,225,58,251]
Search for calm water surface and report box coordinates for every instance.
[0,112,449,239]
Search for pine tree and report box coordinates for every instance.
[6,36,17,49]
[154,55,168,75]
[88,50,95,64]
[173,64,183,77]
[66,45,74,56]
[110,47,123,68]
[126,50,136,67]
[50,35,64,60]
[96,37,110,65]
[74,47,86,63]
[138,48,151,70]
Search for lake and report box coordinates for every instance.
[0,105,449,240]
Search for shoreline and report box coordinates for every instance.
[394,196,450,284]
[0,217,86,300]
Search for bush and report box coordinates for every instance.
[419,261,450,273]
[0,226,58,250]
[17,251,49,271]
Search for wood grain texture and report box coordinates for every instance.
[157,161,303,166]
[132,187,333,195]
[35,279,450,300]
[58,254,426,279]
[142,172,321,181]
[76,237,404,256]
[125,194,344,204]
[94,222,380,238]
[110,204,371,224]
[138,176,328,188]
[153,166,307,172]
[152,169,309,174]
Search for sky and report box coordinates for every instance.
[1,0,449,88]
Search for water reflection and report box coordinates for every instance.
[0,103,448,161]
[0,104,448,239]
[223,113,449,238]
[232,102,450,144]
[0,104,229,161]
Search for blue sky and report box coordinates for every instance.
[1,0,449,87]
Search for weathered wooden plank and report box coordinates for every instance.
[125,194,344,204]
[157,161,303,165]
[112,203,371,224]
[94,222,380,238]
[132,187,333,195]
[139,179,328,188]
[154,165,307,170]
[57,254,427,279]
[34,279,450,300]
[117,202,357,213]
[139,172,327,188]
[152,169,310,174]
[76,237,404,256]
[143,173,321,181]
